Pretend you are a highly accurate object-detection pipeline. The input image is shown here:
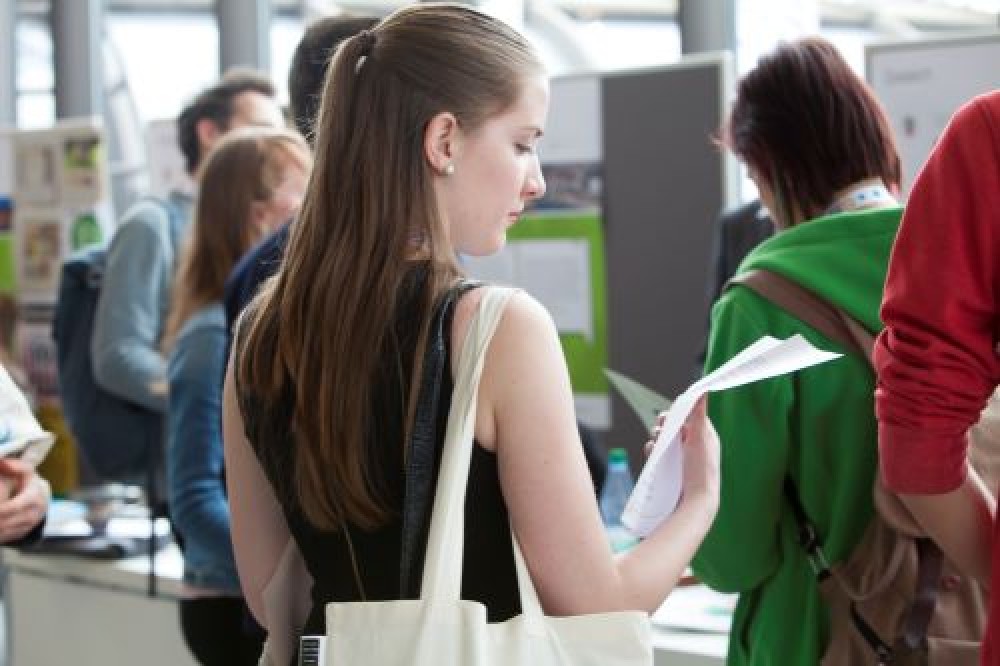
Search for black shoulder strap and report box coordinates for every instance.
[782,476,832,582]
[399,279,482,597]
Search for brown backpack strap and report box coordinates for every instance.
[727,268,943,660]
[899,539,944,652]
[728,269,874,361]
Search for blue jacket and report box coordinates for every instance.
[224,221,290,336]
[167,303,241,593]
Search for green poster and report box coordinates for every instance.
[0,199,12,294]
[0,235,14,295]
[506,212,608,397]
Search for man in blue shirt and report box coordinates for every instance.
[94,69,282,417]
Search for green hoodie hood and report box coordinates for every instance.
[735,206,902,333]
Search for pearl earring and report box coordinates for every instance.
[443,163,455,176]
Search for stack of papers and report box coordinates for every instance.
[0,365,54,465]
[616,335,841,537]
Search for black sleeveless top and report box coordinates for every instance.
[236,266,520,649]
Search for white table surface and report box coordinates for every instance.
[651,584,731,665]
[2,538,196,666]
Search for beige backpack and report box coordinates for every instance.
[732,269,989,665]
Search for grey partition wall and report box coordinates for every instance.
[602,54,736,462]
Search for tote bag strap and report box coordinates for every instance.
[511,534,547,622]
[419,286,518,603]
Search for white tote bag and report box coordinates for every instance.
[321,286,652,666]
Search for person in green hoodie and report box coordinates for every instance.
[691,37,903,665]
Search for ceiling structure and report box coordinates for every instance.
[11,0,995,214]
[15,0,1000,32]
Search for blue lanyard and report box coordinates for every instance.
[824,183,896,216]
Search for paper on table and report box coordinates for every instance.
[652,584,737,634]
[621,335,841,537]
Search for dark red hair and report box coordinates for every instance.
[720,37,901,223]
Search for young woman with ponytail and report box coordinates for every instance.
[222,5,720,662]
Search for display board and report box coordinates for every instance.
[866,32,1000,196]
[145,118,195,201]
[10,118,113,408]
[6,118,112,492]
[13,118,114,306]
[1,128,14,362]
[465,75,612,428]
[1,128,14,296]
[466,211,610,428]
[603,54,736,461]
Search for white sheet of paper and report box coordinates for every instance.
[621,335,841,537]
[515,239,594,341]
[463,239,594,341]
[0,364,54,466]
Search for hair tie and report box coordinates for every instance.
[358,30,376,56]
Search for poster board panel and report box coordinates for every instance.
[603,54,734,460]
[866,32,1000,196]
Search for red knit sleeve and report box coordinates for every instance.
[875,92,1000,494]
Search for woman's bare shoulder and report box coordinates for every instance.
[451,287,556,362]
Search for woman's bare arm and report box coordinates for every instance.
[222,357,294,625]
[463,291,719,615]
[901,465,995,587]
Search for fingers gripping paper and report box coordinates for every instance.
[622,335,840,537]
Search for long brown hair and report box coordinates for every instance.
[237,4,543,531]
[719,37,901,225]
[164,127,310,351]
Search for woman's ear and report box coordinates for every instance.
[423,111,460,176]
[195,118,222,155]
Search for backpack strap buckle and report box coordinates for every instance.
[797,521,832,581]
[784,477,832,580]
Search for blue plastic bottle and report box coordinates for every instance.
[599,447,639,553]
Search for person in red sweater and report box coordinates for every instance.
[875,89,1000,662]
